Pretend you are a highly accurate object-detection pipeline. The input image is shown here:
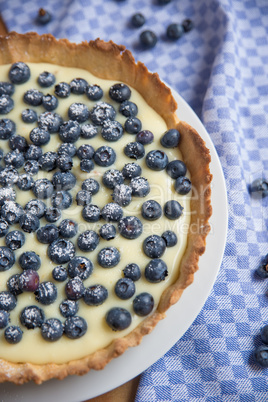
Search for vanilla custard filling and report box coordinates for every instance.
[0,63,191,364]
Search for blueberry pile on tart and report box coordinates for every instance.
[0,33,212,384]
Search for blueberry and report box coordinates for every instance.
[82,204,101,222]
[80,123,98,139]
[249,178,268,198]
[130,176,150,197]
[38,71,55,87]
[56,152,73,171]
[99,223,116,241]
[119,100,138,118]
[44,207,61,223]
[166,160,187,179]
[161,128,180,148]
[25,199,46,218]
[124,118,142,135]
[23,89,43,107]
[59,120,81,143]
[140,30,158,48]
[101,202,123,222]
[67,256,93,280]
[83,285,108,306]
[52,265,68,282]
[65,277,85,301]
[106,307,132,331]
[131,12,146,27]
[38,111,63,133]
[122,163,142,180]
[164,200,184,220]
[0,247,15,271]
[36,8,52,24]
[90,102,116,125]
[37,224,59,244]
[101,120,123,142]
[29,127,50,146]
[182,18,194,33]
[0,218,9,238]
[41,318,63,342]
[19,251,41,271]
[9,62,30,84]
[35,281,57,305]
[118,216,143,239]
[51,191,73,210]
[21,108,38,123]
[0,118,16,140]
[19,212,40,233]
[97,247,120,268]
[4,149,25,169]
[7,274,22,296]
[54,82,71,98]
[5,230,25,250]
[42,94,58,111]
[81,178,100,194]
[57,142,77,157]
[115,278,135,300]
[162,230,178,247]
[80,159,95,173]
[4,326,23,344]
[145,259,168,282]
[124,142,145,160]
[9,134,28,152]
[123,263,141,281]
[146,150,169,171]
[109,83,131,103]
[20,305,45,329]
[0,187,16,206]
[133,292,154,316]
[0,81,14,96]
[86,84,103,101]
[76,190,92,206]
[76,144,95,160]
[256,263,268,279]
[0,310,9,329]
[254,345,268,368]
[16,174,34,191]
[141,200,162,220]
[94,145,116,167]
[112,184,132,207]
[102,169,124,189]
[158,0,172,3]
[0,291,17,311]
[1,200,23,224]
[167,23,184,40]
[59,299,78,318]
[32,178,54,199]
[136,130,154,145]
[77,230,99,252]
[68,102,89,123]
[70,78,88,94]
[59,219,78,239]
[64,316,87,339]
[25,144,43,160]
[18,269,40,292]
[174,176,192,195]
[260,324,268,344]
[23,160,39,176]
[48,239,75,264]
[143,235,166,258]
[52,171,76,191]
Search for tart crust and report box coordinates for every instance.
[0,32,212,384]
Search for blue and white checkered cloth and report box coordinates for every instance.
[0,0,268,400]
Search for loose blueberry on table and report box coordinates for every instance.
[0,61,192,350]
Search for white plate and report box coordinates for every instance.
[0,89,228,402]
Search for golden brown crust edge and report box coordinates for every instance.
[0,32,212,384]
